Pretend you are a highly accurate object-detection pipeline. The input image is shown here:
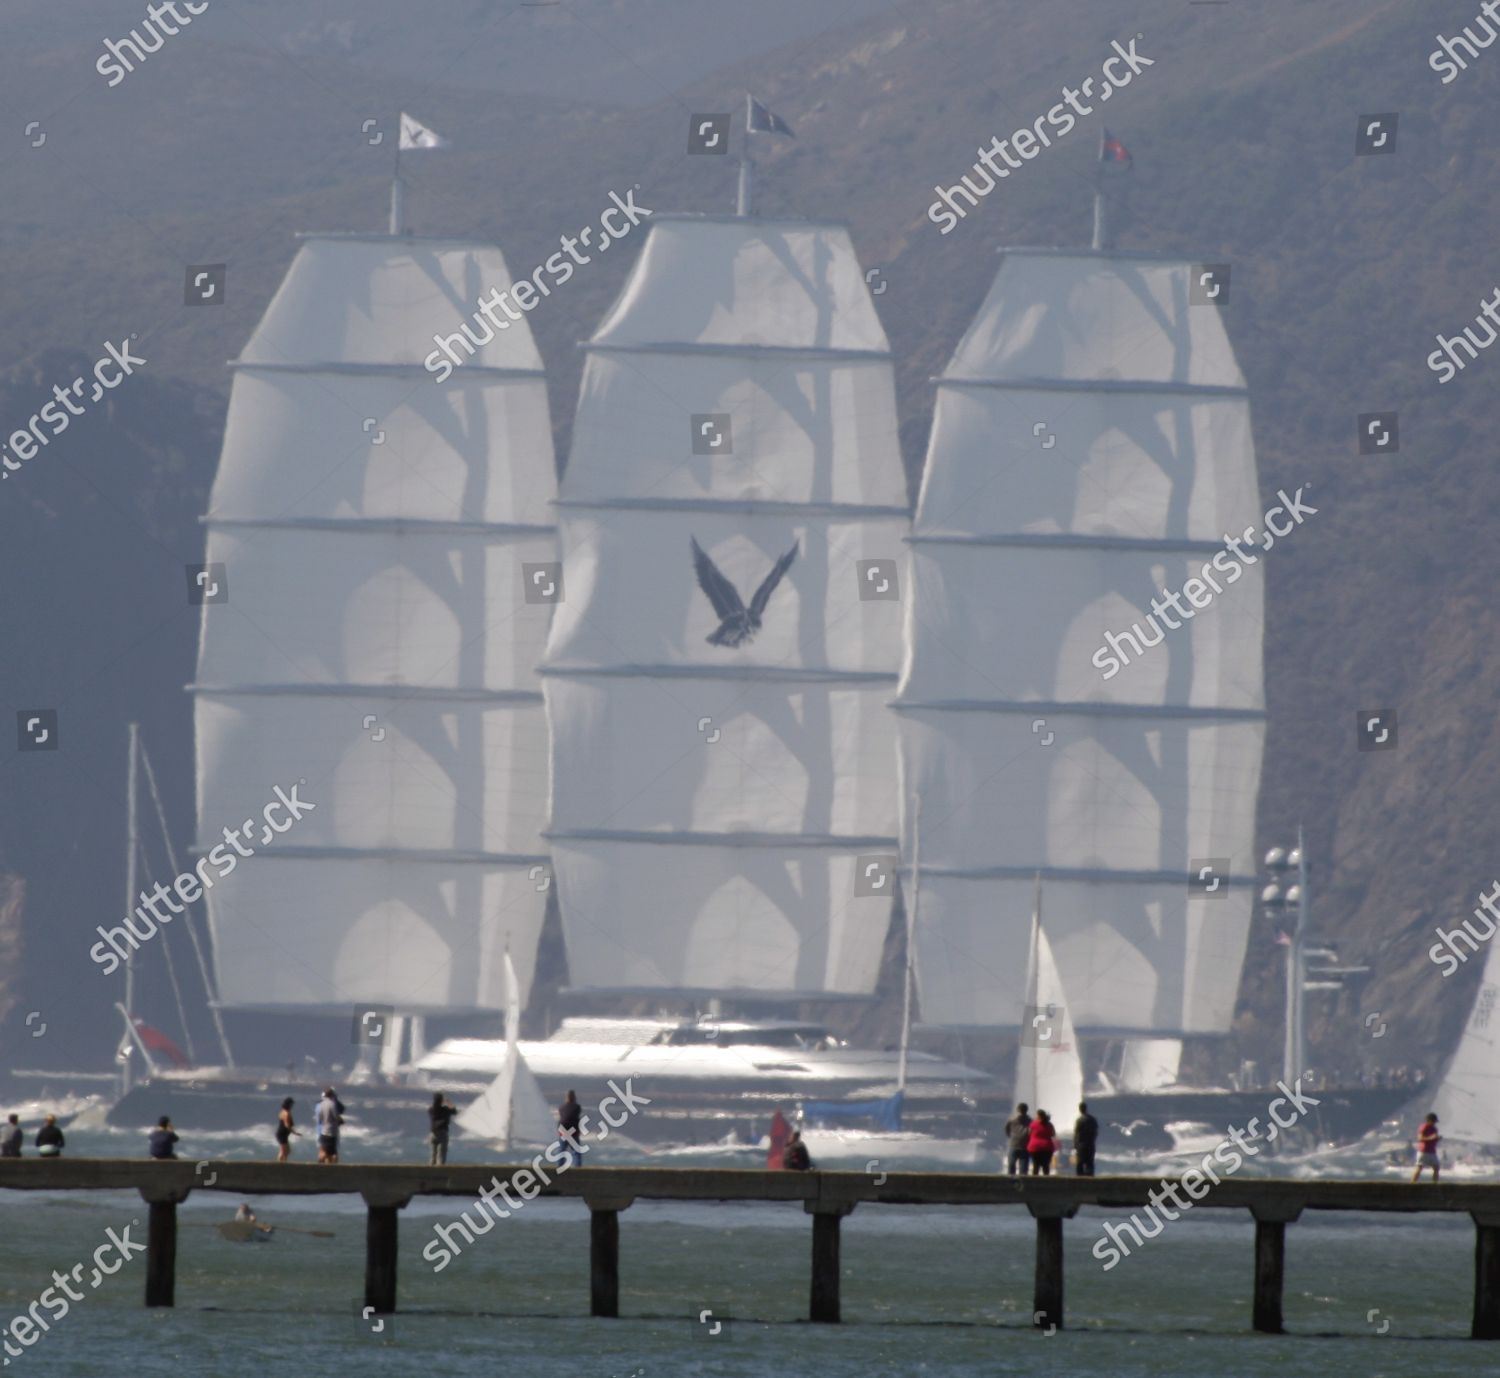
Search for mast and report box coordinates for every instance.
[389,162,405,235]
[121,722,139,1095]
[1092,128,1108,250]
[897,794,922,1093]
[736,94,754,217]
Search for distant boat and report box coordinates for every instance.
[1013,882,1084,1141]
[457,954,555,1150]
[1431,960,1500,1147]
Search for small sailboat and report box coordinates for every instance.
[1430,954,1500,1152]
[458,954,555,1150]
[1013,879,1084,1162]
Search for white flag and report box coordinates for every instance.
[399,112,451,151]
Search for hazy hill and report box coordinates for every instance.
[2,0,1498,1083]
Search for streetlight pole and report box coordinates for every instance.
[1264,828,1310,1088]
[1285,826,1310,1087]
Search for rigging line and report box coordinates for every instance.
[133,835,197,1065]
[138,737,236,1068]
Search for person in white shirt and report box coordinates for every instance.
[315,1087,344,1164]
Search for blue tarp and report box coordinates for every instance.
[802,1090,904,1132]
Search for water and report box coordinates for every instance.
[2,1123,1495,1375]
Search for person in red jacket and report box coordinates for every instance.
[1027,1109,1058,1175]
[1412,1112,1441,1183]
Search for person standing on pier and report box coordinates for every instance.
[275,1097,299,1163]
[766,1106,790,1169]
[558,1089,584,1167]
[35,1115,64,1158]
[428,1092,458,1165]
[1004,1103,1032,1175]
[148,1116,180,1160]
[783,1131,813,1171]
[316,1087,344,1164]
[1074,1102,1099,1176]
[1027,1109,1058,1175]
[1413,1112,1442,1183]
[1,1114,21,1157]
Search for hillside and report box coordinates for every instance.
[2,0,1498,1083]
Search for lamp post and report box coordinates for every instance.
[1261,827,1310,1087]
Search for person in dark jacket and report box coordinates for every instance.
[428,1092,458,1165]
[1,1114,21,1157]
[1004,1102,1032,1175]
[557,1090,584,1167]
[782,1131,812,1171]
[35,1115,64,1157]
[1074,1102,1099,1176]
[1080,1109,1104,1175]
[148,1116,179,1160]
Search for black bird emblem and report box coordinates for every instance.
[690,537,799,648]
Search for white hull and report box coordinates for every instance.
[416,1018,987,1097]
[798,1129,987,1168]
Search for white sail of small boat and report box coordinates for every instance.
[896,247,1264,1040]
[1014,883,1083,1125]
[1119,1038,1183,1092]
[459,954,554,1148]
[193,231,557,1022]
[1432,957,1500,1146]
[543,208,909,998]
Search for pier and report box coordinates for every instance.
[4,1161,1500,1337]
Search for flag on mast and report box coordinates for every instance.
[1100,128,1133,168]
[746,95,795,138]
[399,112,451,150]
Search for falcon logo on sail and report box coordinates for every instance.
[690,538,798,648]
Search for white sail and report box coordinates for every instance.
[459,953,555,1147]
[195,234,556,1012]
[1119,1038,1183,1091]
[543,214,908,997]
[898,249,1264,1035]
[1014,908,1084,1122]
[1432,957,1500,1146]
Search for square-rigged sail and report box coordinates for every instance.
[897,249,1265,1036]
[195,235,557,1012]
[543,214,909,998]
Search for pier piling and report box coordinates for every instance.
[807,1204,851,1323]
[1029,1204,1069,1331]
[1474,1214,1500,1339]
[143,1197,178,1308]
[1250,1204,1301,1334]
[361,1194,408,1315]
[589,1207,621,1317]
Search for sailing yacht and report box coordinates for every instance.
[895,236,1404,1151]
[110,218,560,1130]
[1430,959,1500,1155]
[1013,889,1084,1145]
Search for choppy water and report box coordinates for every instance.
[2,1122,1496,1376]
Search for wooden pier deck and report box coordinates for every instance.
[4,1161,1499,1336]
